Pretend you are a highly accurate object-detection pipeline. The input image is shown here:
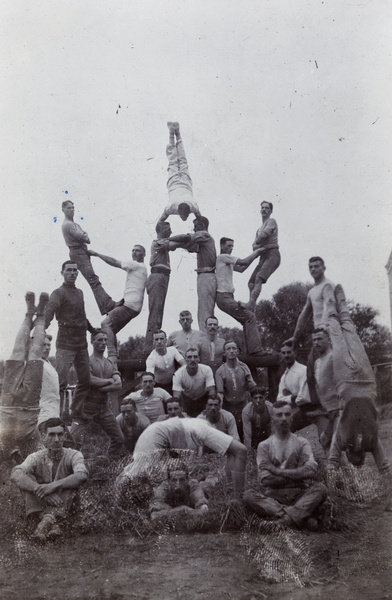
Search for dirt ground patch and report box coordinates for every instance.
[1,420,392,600]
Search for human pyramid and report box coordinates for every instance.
[1,122,391,542]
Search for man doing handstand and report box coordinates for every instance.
[158,122,201,222]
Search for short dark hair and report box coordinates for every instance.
[280,340,294,350]
[273,401,293,411]
[44,334,53,342]
[205,315,218,325]
[220,237,234,247]
[61,200,73,209]
[42,418,66,433]
[309,256,325,266]
[178,203,191,217]
[193,216,209,229]
[185,347,199,357]
[179,310,192,318]
[250,386,269,398]
[91,328,105,343]
[133,244,146,255]
[155,221,171,234]
[166,397,180,405]
[61,260,78,272]
[141,371,155,381]
[224,339,238,351]
[153,329,167,339]
[121,399,137,410]
[261,201,273,211]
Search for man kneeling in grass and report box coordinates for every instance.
[11,418,88,541]
[149,464,209,521]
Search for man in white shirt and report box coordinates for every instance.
[146,330,185,394]
[215,237,263,355]
[37,334,61,435]
[172,348,216,417]
[167,310,204,358]
[123,372,171,423]
[89,245,147,362]
[277,342,310,407]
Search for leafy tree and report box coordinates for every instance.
[118,335,145,361]
[255,282,392,365]
[256,282,312,353]
[347,302,392,365]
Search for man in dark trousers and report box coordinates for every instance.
[45,261,95,420]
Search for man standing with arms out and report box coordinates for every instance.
[89,245,147,364]
[45,261,95,420]
[168,216,217,332]
[11,418,88,541]
[198,316,226,373]
[242,201,280,312]
[197,397,240,440]
[215,340,257,441]
[167,310,204,358]
[61,200,117,315]
[124,372,171,423]
[0,292,48,460]
[144,221,177,354]
[116,400,150,453]
[244,402,327,529]
[70,330,124,457]
[215,237,263,355]
[242,387,273,451]
[146,330,185,394]
[172,348,216,417]
[158,122,201,222]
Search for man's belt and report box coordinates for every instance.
[150,267,171,275]
[196,268,216,274]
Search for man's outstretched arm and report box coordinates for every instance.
[89,250,121,269]
[234,248,264,273]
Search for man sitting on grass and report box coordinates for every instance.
[149,465,209,521]
[11,418,88,541]
[244,402,327,529]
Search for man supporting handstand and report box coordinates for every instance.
[11,418,88,541]
[158,122,201,222]
[0,292,48,461]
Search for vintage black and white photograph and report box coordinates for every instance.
[0,1,391,598]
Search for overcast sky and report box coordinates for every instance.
[1,0,391,358]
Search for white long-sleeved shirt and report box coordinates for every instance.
[277,361,311,406]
